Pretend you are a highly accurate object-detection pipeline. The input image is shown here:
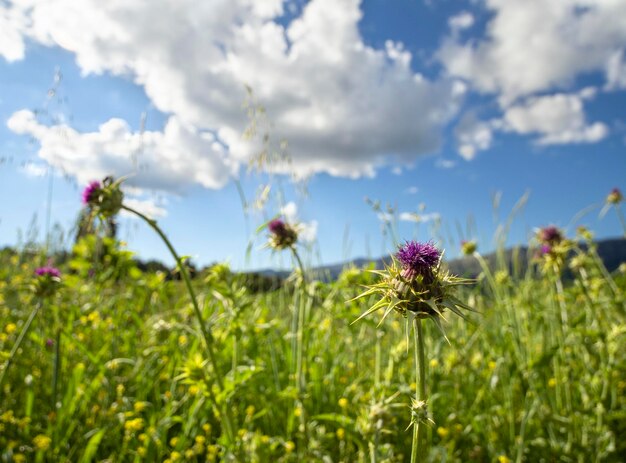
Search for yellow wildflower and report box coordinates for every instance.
[33,434,52,450]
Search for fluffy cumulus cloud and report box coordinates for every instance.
[439,0,626,104]
[454,113,495,161]
[280,201,317,243]
[502,94,608,145]
[7,109,235,191]
[2,0,461,193]
[439,0,624,158]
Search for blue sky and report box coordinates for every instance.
[1,0,625,270]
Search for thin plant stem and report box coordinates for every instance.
[51,327,62,412]
[614,204,626,237]
[411,316,427,463]
[120,205,235,443]
[0,301,42,394]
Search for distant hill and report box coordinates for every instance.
[256,237,626,281]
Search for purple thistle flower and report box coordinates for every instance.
[396,241,440,278]
[268,218,287,235]
[45,338,55,349]
[540,244,552,255]
[538,226,563,245]
[34,266,61,278]
[267,218,298,249]
[82,180,101,205]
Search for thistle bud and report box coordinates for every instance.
[33,266,62,298]
[606,188,623,205]
[82,176,124,218]
[460,240,477,256]
[268,218,298,250]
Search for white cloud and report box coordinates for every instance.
[20,163,49,178]
[280,201,317,243]
[606,50,626,90]
[7,109,235,193]
[448,11,474,33]
[399,212,440,223]
[0,4,27,61]
[455,113,494,160]
[121,197,167,219]
[4,0,460,189]
[502,93,609,144]
[406,186,419,194]
[439,0,626,104]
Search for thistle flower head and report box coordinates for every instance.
[537,226,563,245]
[395,241,440,279]
[82,176,124,218]
[460,240,477,256]
[34,266,61,278]
[33,266,62,298]
[267,218,298,250]
[82,181,101,205]
[352,241,473,325]
[607,187,623,205]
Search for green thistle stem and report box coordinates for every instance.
[121,205,235,443]
[51,327,62,412]
[0,301,42,395]
[411,316,427,463]
[290,245,309,450]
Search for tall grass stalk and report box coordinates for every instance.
[0,301,42,394]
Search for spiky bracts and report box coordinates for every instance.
[353,241,473,328]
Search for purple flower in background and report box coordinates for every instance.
[82,180,101,205]
[607,187,623,205]
[267,218,298,250]
[396,241,440,279]
[537,226,563,245]
[268,218,287,235]
[34,266,61,278]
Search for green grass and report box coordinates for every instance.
[1,232,625,462]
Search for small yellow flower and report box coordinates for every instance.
[124,418,144,433]
[185,449,195,459]
[5,323,17,334]
[294,406,302,417]
[134,401,149,413]
[178,335,188,347]
[437,427,449,438]
[195,435,206,445]
[246,405,255,417]
[498,456,511,463]
[169,437,179,447]
[548,378,557,388]
[202,423,211,434]
[338,397,349,409]
[429,359,439,368]
[13,454,26,463]
[188,385,200,396]
[285,441,295,453]
[170,451,181,461]
[33,434,52,450]
[488,361,497,370]
[336,428,345,440]
[137,447,147,457]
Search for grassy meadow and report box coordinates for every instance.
[1,190,626,463]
